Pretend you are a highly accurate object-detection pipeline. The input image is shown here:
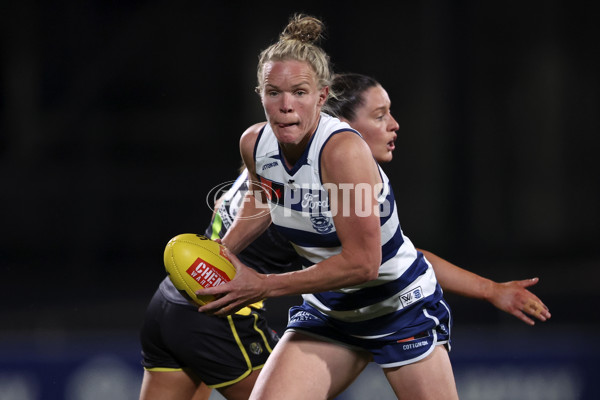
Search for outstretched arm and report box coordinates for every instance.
[419,249,551,326]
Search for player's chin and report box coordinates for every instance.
[378,151,394,164]
[274,132,300,145]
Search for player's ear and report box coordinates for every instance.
[318,86,329,107]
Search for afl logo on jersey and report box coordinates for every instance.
[310,214,333,233]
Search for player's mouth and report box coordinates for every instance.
[278,122,299,128]
[387,140,396,151]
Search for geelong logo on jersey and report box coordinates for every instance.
[309,214,334,233]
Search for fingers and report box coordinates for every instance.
[520,298,551,322]
[195,286,229,313]
[221,247,244,271]
[513,309,536,326]
[511,278,552,323]
[197,295,242,316]
[197,295,229,314]
[195,284,224,298]
[518,277,539,288]
[195,283,242,315]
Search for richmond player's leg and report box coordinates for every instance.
[139,369,212,400]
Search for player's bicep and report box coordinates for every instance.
[322,132,382,270]
[240,122,269,204]
[239,124,260,175]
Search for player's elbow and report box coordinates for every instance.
[340,234,382,284]
[352,252,381,283]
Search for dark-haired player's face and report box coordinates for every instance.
[260,60,328,149]
[347,85,399,163]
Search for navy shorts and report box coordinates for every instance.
[286,300,451,368]
[140,288,279,388]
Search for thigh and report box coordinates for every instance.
[383,345,458,400]
[217,369,261,400]
[139,369,211,400]
[249,331,371,400]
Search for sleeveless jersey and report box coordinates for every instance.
[254,113,444,338]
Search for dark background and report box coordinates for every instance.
[1,1,599,337]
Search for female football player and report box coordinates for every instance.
[196,14,549,400]
[139,18,550,400]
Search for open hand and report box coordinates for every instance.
[488,277,551,325]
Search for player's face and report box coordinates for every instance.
[345,85,399,163]
[260,60,328,148]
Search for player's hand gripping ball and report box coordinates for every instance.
[164,233,236,305]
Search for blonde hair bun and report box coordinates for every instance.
[256,13,332,93]
[280,14,324,44]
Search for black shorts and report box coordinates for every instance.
[140,288,279,388]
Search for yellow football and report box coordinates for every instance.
[163,233,236,305]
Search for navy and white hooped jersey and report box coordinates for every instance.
[254,113,445,338]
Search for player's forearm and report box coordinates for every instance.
[221,192,271,254]
[419,249,495,301]
[263,252,378,298]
